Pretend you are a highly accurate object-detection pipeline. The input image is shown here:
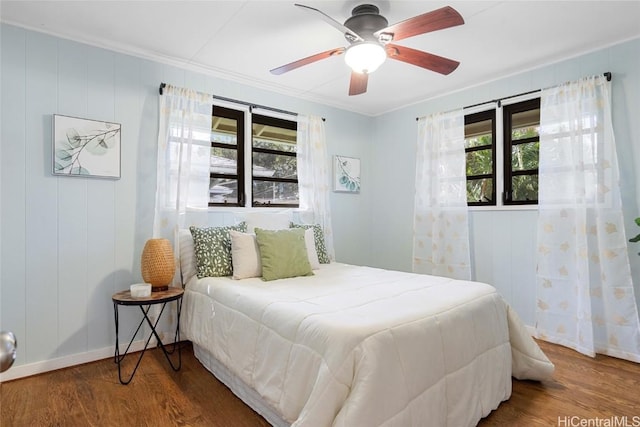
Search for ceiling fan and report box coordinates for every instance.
[270,3,464,96]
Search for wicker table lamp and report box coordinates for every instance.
[141,238,175,292]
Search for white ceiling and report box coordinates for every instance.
[2,1,639,116]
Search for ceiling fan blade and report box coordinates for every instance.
[270,47,345,75]
[386,44,460,75]
[349,72,368,96]
[375,6,464,42]
[295,3,363,42]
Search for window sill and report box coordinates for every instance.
[204,206,302,213]
[468,204,538,212]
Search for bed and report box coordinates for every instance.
[179,224,554,427]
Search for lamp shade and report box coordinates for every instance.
[344,42,386,74]
[141,238,175,292]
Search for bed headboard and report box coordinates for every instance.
[178,229,197,285]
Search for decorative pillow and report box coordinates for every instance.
[290,223,330,264]
[178,229,197,284]
[190,222,247,278]
[238,212,292,233]
[304,228,320,270]
[255,228,313,281]
[229,230,262,280]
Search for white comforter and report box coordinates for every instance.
[181,263,554,427]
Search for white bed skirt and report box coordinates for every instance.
[193,343,289,427]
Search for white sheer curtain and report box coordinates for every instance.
[296,114,335,261]
[535,75,640,362]
[413,109,471,280]
[154,84,213,286]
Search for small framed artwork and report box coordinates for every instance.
[53,114,121,179]
[333,155,361,193]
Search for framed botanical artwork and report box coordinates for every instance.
[333,155,361,193]
[53,114,121,179]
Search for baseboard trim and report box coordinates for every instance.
[0,338,165,382]
[0,340,147,382]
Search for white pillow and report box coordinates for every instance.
[304,228,320,270]
[179,229,197,284]
[237,212,291,233]
[230,230,262,279]
[230,228,319,279]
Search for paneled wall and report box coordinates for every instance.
[0,27,161,369]
[0,23,373,376]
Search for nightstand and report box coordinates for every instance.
[112,287,183,385]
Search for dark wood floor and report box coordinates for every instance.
[1,340,638,426]
[479,340,640,426]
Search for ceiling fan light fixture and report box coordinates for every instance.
[344,42,386,74]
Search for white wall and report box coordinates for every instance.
[0,23,374,374]
[370,38,640,325]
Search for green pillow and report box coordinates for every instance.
[255,228,314,281]
[190,223,246,278]
[290,223,330,264]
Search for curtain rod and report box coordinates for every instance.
[415,71,612,121]
[159,82,325,121]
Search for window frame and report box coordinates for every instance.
[502,98,541,206]
[208,105,246,207]
[464,95,541,209]
[208,104,299,209]
[251,113,298,208]
[464,109,497,206]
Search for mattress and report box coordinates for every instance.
[181,263,554,427]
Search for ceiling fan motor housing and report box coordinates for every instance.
[344,4,388,42]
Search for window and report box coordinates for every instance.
[503,98,540,205]
[464,98,540,206]
[251,114,298,207]
[210,106,245,206]
[209,106,298,208]
[465,110,496,205]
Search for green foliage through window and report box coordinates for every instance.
[464,98,540,206]
[504,99,540,205]
[465,110,496,205]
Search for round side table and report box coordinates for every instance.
[112,287,183,385]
